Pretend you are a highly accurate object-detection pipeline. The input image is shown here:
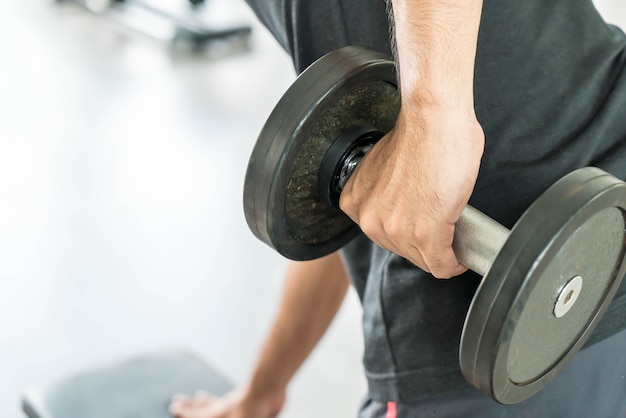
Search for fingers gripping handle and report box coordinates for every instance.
[453,206,510,276]
[327,133,509,275]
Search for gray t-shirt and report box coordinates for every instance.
[246,0,626,403]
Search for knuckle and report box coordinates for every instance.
[409,225,431,253]
[383,217,406,240]
[427,258,455,279]
[358,209,382,238]
[338,193,357,216]
[420,249,452,279]
[430,268,452,280]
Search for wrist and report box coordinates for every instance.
[239,381,287,417]
[243,378,286,403]
[393,103,485,158]
[397,100,481,131]
[400,82,476,115]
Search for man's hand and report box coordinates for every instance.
[169,254,349,418]
[340,105,484,278]
[169,387,286,418]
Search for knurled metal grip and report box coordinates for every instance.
[453,205,509,276]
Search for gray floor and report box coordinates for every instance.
[1,1,625,418]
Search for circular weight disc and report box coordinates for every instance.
[460,167,626,404]
[243,46,400,260]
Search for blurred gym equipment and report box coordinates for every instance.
[22,350,233,418]
[56,0,252,54]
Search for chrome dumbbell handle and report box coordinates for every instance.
[453,205,509,276]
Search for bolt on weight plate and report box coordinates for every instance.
[243,46,400,260]
[554,275,583,318]
[459,167,626,404]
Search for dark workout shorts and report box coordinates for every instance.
[356,329,626,417]
[245,0,626,411]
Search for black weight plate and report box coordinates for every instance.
[460,167,626,404]
[244,46,400,260]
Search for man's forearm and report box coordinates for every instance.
[390,0,483,109]
[246,252,350,399]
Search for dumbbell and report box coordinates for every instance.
[243,46,626,404]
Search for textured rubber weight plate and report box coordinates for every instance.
[460,167,626,404]
[244,46,400,260]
